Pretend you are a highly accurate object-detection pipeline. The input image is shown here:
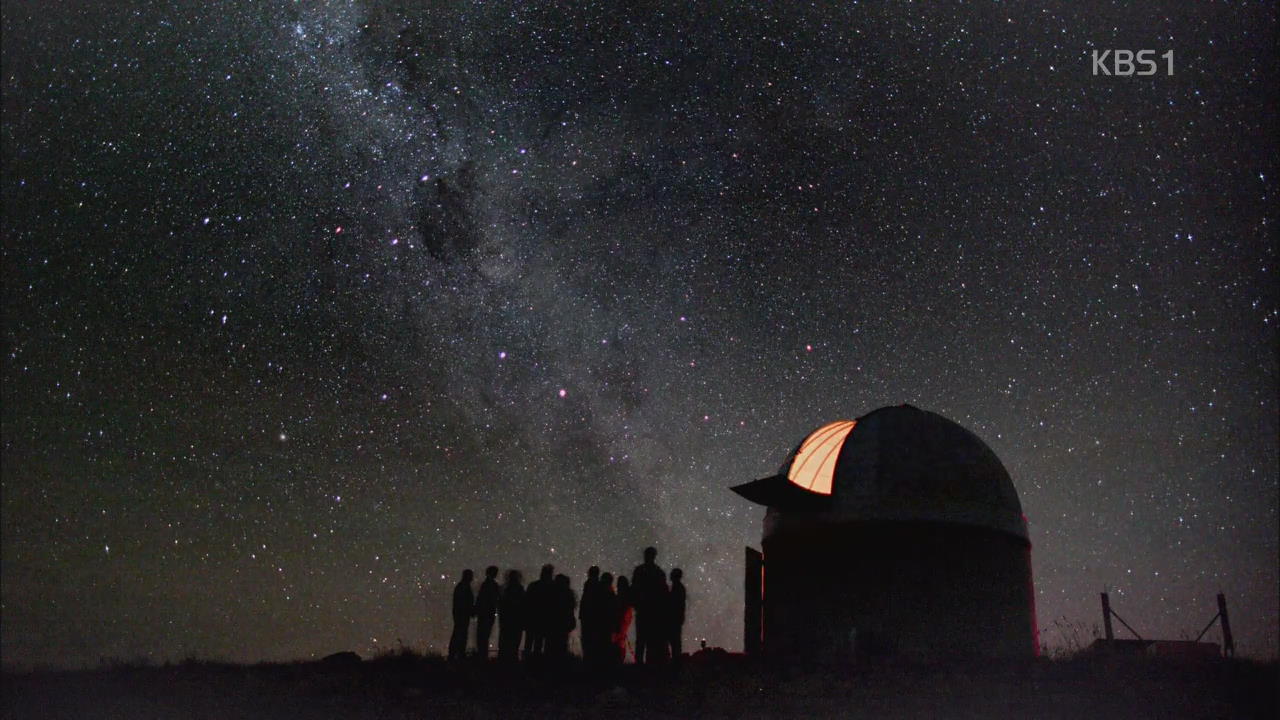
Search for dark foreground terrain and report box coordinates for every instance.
[3,652,1275,720]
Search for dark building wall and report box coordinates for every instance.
[760,520,1036,660]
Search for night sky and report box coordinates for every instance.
[2,2,1276,669]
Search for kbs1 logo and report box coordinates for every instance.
[1092,49,1174,76]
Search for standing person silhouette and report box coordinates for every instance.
[667,568,686,663]
[474,565,501,660]
[548,574,577,660]
[497,569,525,662]
[630,547,665,663]
[613,575,634,663]
[448,569,475,662]
[523,564,554,659]
[579,566,601,662]
[595,572,617,666]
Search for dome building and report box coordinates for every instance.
[732,405,1038,660]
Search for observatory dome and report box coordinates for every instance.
[732,405,1027,541]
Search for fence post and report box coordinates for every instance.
[1217,593,1234,657]
[1100,593,1115,641]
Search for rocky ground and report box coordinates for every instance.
[3,651,1275,719]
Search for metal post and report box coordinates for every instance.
[1218,593,1234,658]
[1109,608,1144,640]
[1193,611,1220,643]
[1100,593,1115,641]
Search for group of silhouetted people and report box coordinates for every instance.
[447,546,686,666]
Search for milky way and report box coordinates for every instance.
[2,2,1276,667]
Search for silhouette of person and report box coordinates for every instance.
[631,547,666,663]
[523,564,554,659]
[579,566,601,662]
[595,572,618,665]
[667,567,686,663]
[474,565,501,660]
[613,575,634,663]
[652,569,672,663]
[497,569,525,662]
[548,574,577,660]
[448,569,475,661]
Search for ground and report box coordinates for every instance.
[3,652,1275,719]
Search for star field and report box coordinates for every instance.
[2,1,1276,667]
